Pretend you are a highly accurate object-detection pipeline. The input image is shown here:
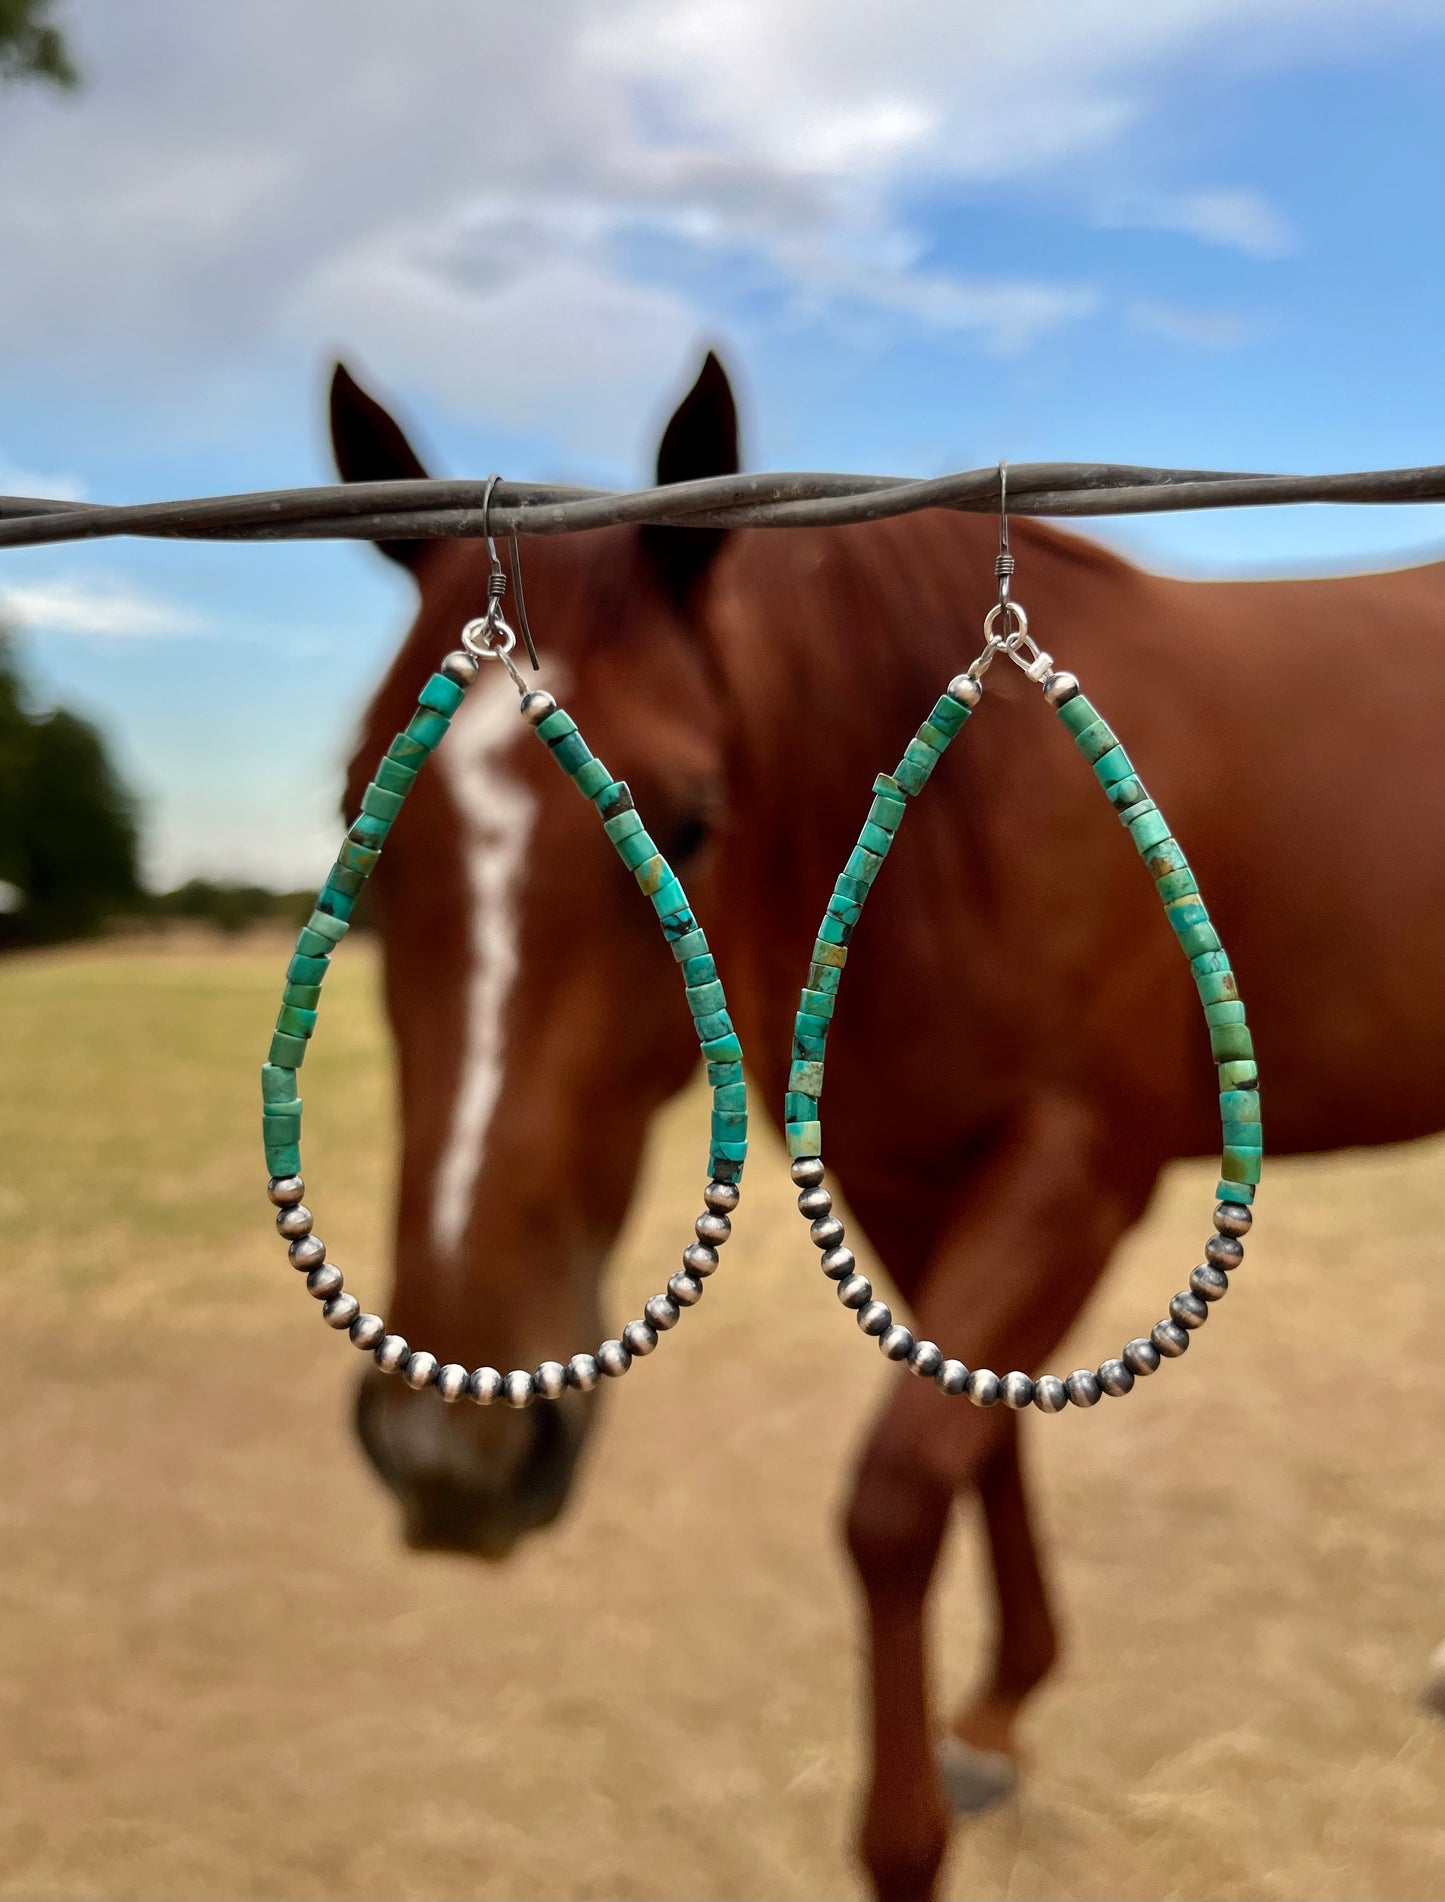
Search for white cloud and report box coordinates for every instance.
[0,579,205,639]
[1128,301,1259,347]
[0,454,85,501]
[1098,187,1297,257]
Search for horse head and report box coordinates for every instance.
[334,353,744,1559]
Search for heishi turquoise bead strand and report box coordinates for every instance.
[788,657,1259,1414]
[263,635,746,1408]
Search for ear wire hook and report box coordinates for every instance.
[994,459,1015,624]
[478,472,540,672]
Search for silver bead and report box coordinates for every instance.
[1214,1201,1253,1238]
[468,1365,504,1404]
[704,1179,741,1214]
[504,1370,535,1408]
[667,1271,704,1307]
[323,1291,359,1330]
[682,1241,719,1277]
[1170,1291,1208,1329]
[968,1368,1002,1407]
[374,1333,409,1374]
[567,1353,600,1392]
[534,1360,567,1401]
[790,1157,825,1189]
[597,1339,632,1378]
[819,1245,856,1280]
[1190,1262,1229,1302]
[901,1340,938,1379]
[645,1293,681,1331]
[1033,1374,1068,1413]
[695,1210,732,1246]
[1123,1336,1161,1376]
[349,1312,385,1351]
[403,1350,438,1391]
[837,1273,872,1310]
[440,648,481,686]
[435,1363,469,1402]
[879,1323,913,1360]
[857,1300,892,1337]
[946,673,983,708]
[1151,1319,1190,1357]
[1097,1358,1134,1397]
[1204,1233,1244,1271]
[267,1174,305,1207]
[1065,1368,1101,1407]
[809,1215,845,1250]
[288,1234,326,1272]
[519,689,556,727]
[306,1262,343,1300]
[1001,1371,1035,1410]
[796,1185,832,1220]
[471,1361,505,1407]
[1043,671,1080,706]
[935,1358,969,1396]
[622,1319,658,1357]
[276,1203,313,1240]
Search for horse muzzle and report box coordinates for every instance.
[353,1367,592,1559]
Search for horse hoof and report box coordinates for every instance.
[1420,1642,1445,1720]
[937,1735,1018,1816]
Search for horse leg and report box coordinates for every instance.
[842,1096,1154,1902]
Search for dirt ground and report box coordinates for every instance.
[1,936,1443,1901]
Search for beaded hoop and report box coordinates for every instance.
[261,633,748,1408]
[785,625,1260,1413]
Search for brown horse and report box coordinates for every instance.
[331,353,1445,1902]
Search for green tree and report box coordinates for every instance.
[0,0,76,90]
[0,634,141,945]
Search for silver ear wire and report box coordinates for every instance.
[461,473,540,680]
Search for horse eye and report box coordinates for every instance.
[663,816,712,865]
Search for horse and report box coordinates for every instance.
[330,352,1445,1902]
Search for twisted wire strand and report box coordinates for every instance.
[2,461,1444,549]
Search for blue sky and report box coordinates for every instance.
[0,0,1442,887]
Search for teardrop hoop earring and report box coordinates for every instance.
[785,466,1260,1413]
[259,485,747,1408]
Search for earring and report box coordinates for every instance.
[261,491,746,1407]
[785,467,1259,1413]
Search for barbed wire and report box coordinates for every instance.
[2,460,1444,550]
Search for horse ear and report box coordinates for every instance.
[643,350,740,603]
[328,361,432,572]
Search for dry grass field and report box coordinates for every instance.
[1,934,1443,1901]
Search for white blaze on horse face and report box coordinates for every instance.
[429,672,539,1264]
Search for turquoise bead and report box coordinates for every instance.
[1108,776,1147,810]
[322,864,365,898]
[282,981,320,1009]
[1220,1090,1261,1123]
[713,1082,747,1113]
[276,1004,317,1038]
[1210,1022,1254,1063]
[418,673,465,717]
[790,1059,824,1096]
[1092,744,1134,787]
[686,979,726,1016]
[405,709,450,749]
[1155,867,1199,903]
[858,820,893,857]
[835,872,869,904]
[1221,1144,1263,1185]
[348,813,391,848]
[807,963,841,996]
[817,914,851,946]
[549,732,592,776]
[375,757,418,796]
[595,781,633,820]
[1129,809,1171,854]
[1144,837,1188,881]
[1196,970,1239,1007]
[711,1137,748,1163]
[573,758,611,799]
[260,1063,298,1105]
[1223,1121,1263,1149]
[868,793,906,833]
[634,853,670,895]
[711,1109,747,1140]
[338,840,380,875]
[615,829,658,870]
[361,782,405,823]
[1191,949,1231,979]
[873,772,905,798]
[928,694,970,737]
[293,925,333,959]
[1217,1177,1256,1204]
[269,1030,307,1068]
[787,1121,822,1158]
[265,1142,301,1177]
[535,709,577,742]
[1218,1059,1258,1091]
[305,909,348,947]
[604,808,644,843]
[785,1091,816,1123]
[827,893,862,928]
[1170,915,1221,960]
[1056,694,1100,735]
[1205,999,1246,1027]
[659,906,697,942]
[682,953,716,986]
[1117,797,1155,828]
[387,733,428,769]
[1073,718,1120,764]
[893,739,939,794]
[812,939,847,969]
[702,1032,744,1062]
[694,1008,734,1043]
[262,1106,302,1145]
[917,719,952,756]
[800,987,835,1021]
[707,1059,743,1089]
[651,877,687,921]
[287,952,329,986]
[315,885,356,923]
[792,1022,827,1061]
[671,928,709,964]
[845,845,883,885]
